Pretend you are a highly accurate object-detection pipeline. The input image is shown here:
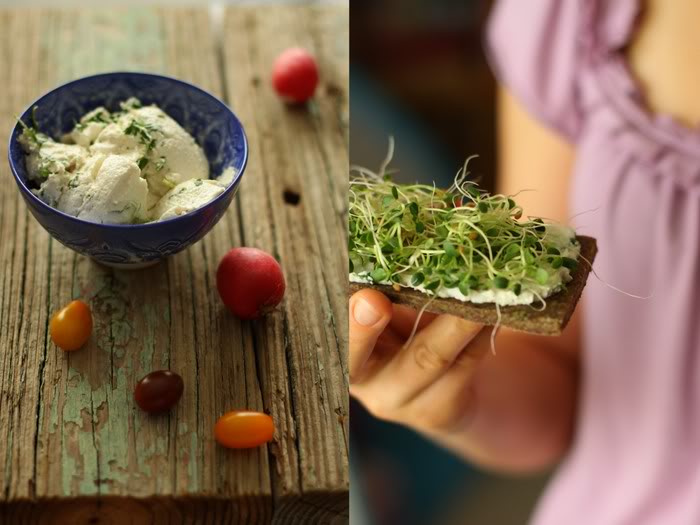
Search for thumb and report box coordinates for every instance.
[349,289,392,382]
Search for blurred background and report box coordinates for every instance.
[350,1,550,524]
[350,0,496,190]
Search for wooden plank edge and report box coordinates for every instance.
[0,495,273,524]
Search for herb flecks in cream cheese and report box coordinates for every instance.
[19,98,233,224]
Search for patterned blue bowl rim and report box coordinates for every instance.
[7,71,248,230]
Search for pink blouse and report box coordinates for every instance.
[487,1,700,524]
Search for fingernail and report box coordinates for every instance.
[353,298,381,326]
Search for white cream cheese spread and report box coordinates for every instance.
[19,98,233,224]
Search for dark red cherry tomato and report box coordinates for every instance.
[134,370,184,413]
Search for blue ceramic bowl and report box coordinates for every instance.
[7,72,248,269]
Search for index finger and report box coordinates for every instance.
[389,303,438,340]
[379,314,483,405]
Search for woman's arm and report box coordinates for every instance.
[496,87,576,224]
[434,87,582,471]
[435,86,582,471]
[350,86,583,473]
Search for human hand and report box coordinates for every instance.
[349,288,488,433]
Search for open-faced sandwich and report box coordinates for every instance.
[349,152,597,336]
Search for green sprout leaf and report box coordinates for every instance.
[562,257,578,270]
[347,154,581,306]
[443,241,458,257]
[370,268,388,282]
[411,272,425,286]
[425,280,441,291]
[493,276,509,289]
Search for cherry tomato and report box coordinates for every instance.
[271,47,319,103]
[50,300,92,351]
[216,247,286,320]
[134,370,184,413]
[214,411,274,449]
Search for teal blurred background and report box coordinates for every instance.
[350,1,550,524]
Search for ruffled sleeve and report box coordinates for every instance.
[485,0,585,142]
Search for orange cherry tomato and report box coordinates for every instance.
[214,411,274,449]
[50,300,93,351]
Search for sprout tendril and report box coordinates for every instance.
[349,141,581,305]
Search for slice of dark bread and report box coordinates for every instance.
[349,236,597,336]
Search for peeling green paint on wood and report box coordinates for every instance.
[140,303,157,372]
[61,369,98,495]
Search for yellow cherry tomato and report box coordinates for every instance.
[214,411,274,449]
[50,300,92,351]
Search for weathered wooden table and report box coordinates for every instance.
[0,5,348,524]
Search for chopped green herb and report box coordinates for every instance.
[30,106,39,128]
[124,119,159,151]
[116,201,142,218]
[120,98,143,111]
[18,118,47,147]
[84,110,109,124]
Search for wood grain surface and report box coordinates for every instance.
[0,5,348,524]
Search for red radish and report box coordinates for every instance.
[217,247,286,320]
[271,47,319,103]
